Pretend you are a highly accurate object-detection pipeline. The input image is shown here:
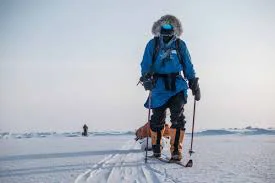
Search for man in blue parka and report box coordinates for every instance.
[139,15,201,161]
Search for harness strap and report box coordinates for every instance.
[175,39,186,74]
[153,72,180,91]
[151,37,160,67]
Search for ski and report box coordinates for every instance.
[148,155,170,163]
[168,158,186,167]
[148,155,186,167]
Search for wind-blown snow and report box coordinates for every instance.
[0,133,274,182]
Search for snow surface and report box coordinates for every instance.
[0,133,275,183]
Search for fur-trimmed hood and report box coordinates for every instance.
[152,15,183,37]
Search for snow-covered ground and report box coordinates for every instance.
[0,133,275,183]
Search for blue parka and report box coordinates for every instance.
[140,37,196,109]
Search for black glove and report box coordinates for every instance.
[188,77,201,101]
[140,73,155,91]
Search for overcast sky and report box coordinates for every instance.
[0,0,275,132]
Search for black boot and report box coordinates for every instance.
[152,144,161,157]
[170,128,184,161]
[150,129,163,158]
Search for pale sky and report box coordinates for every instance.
[0,0,275,132]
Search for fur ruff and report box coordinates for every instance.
[152,15,183,37]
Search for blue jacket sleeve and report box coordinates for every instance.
[179,40,196,80]
[140,39,154,76]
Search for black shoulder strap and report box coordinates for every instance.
[148,37,160,74]
[175,39,186,77]
[152,37,160,65]
[151,38,186,76]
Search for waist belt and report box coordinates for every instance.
[153,72,180,91]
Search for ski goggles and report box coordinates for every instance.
[160,24,174,36]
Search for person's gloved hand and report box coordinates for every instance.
[140,73,155,91]
[188,77,201,101]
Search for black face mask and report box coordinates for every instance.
[163,35,173,43]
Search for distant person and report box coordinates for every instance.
[82,124,88,136]
[139,15,201,161]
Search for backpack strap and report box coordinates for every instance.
[152,37,160,65]
[175,39,186,77]
[148,37,160,74]
[151,37,186,77]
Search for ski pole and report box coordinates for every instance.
[145,91,152,163]
[186,98,196,167]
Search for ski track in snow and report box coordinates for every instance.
[75,140,179,183]
[74,136,275,183]
[1,135,274,183]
